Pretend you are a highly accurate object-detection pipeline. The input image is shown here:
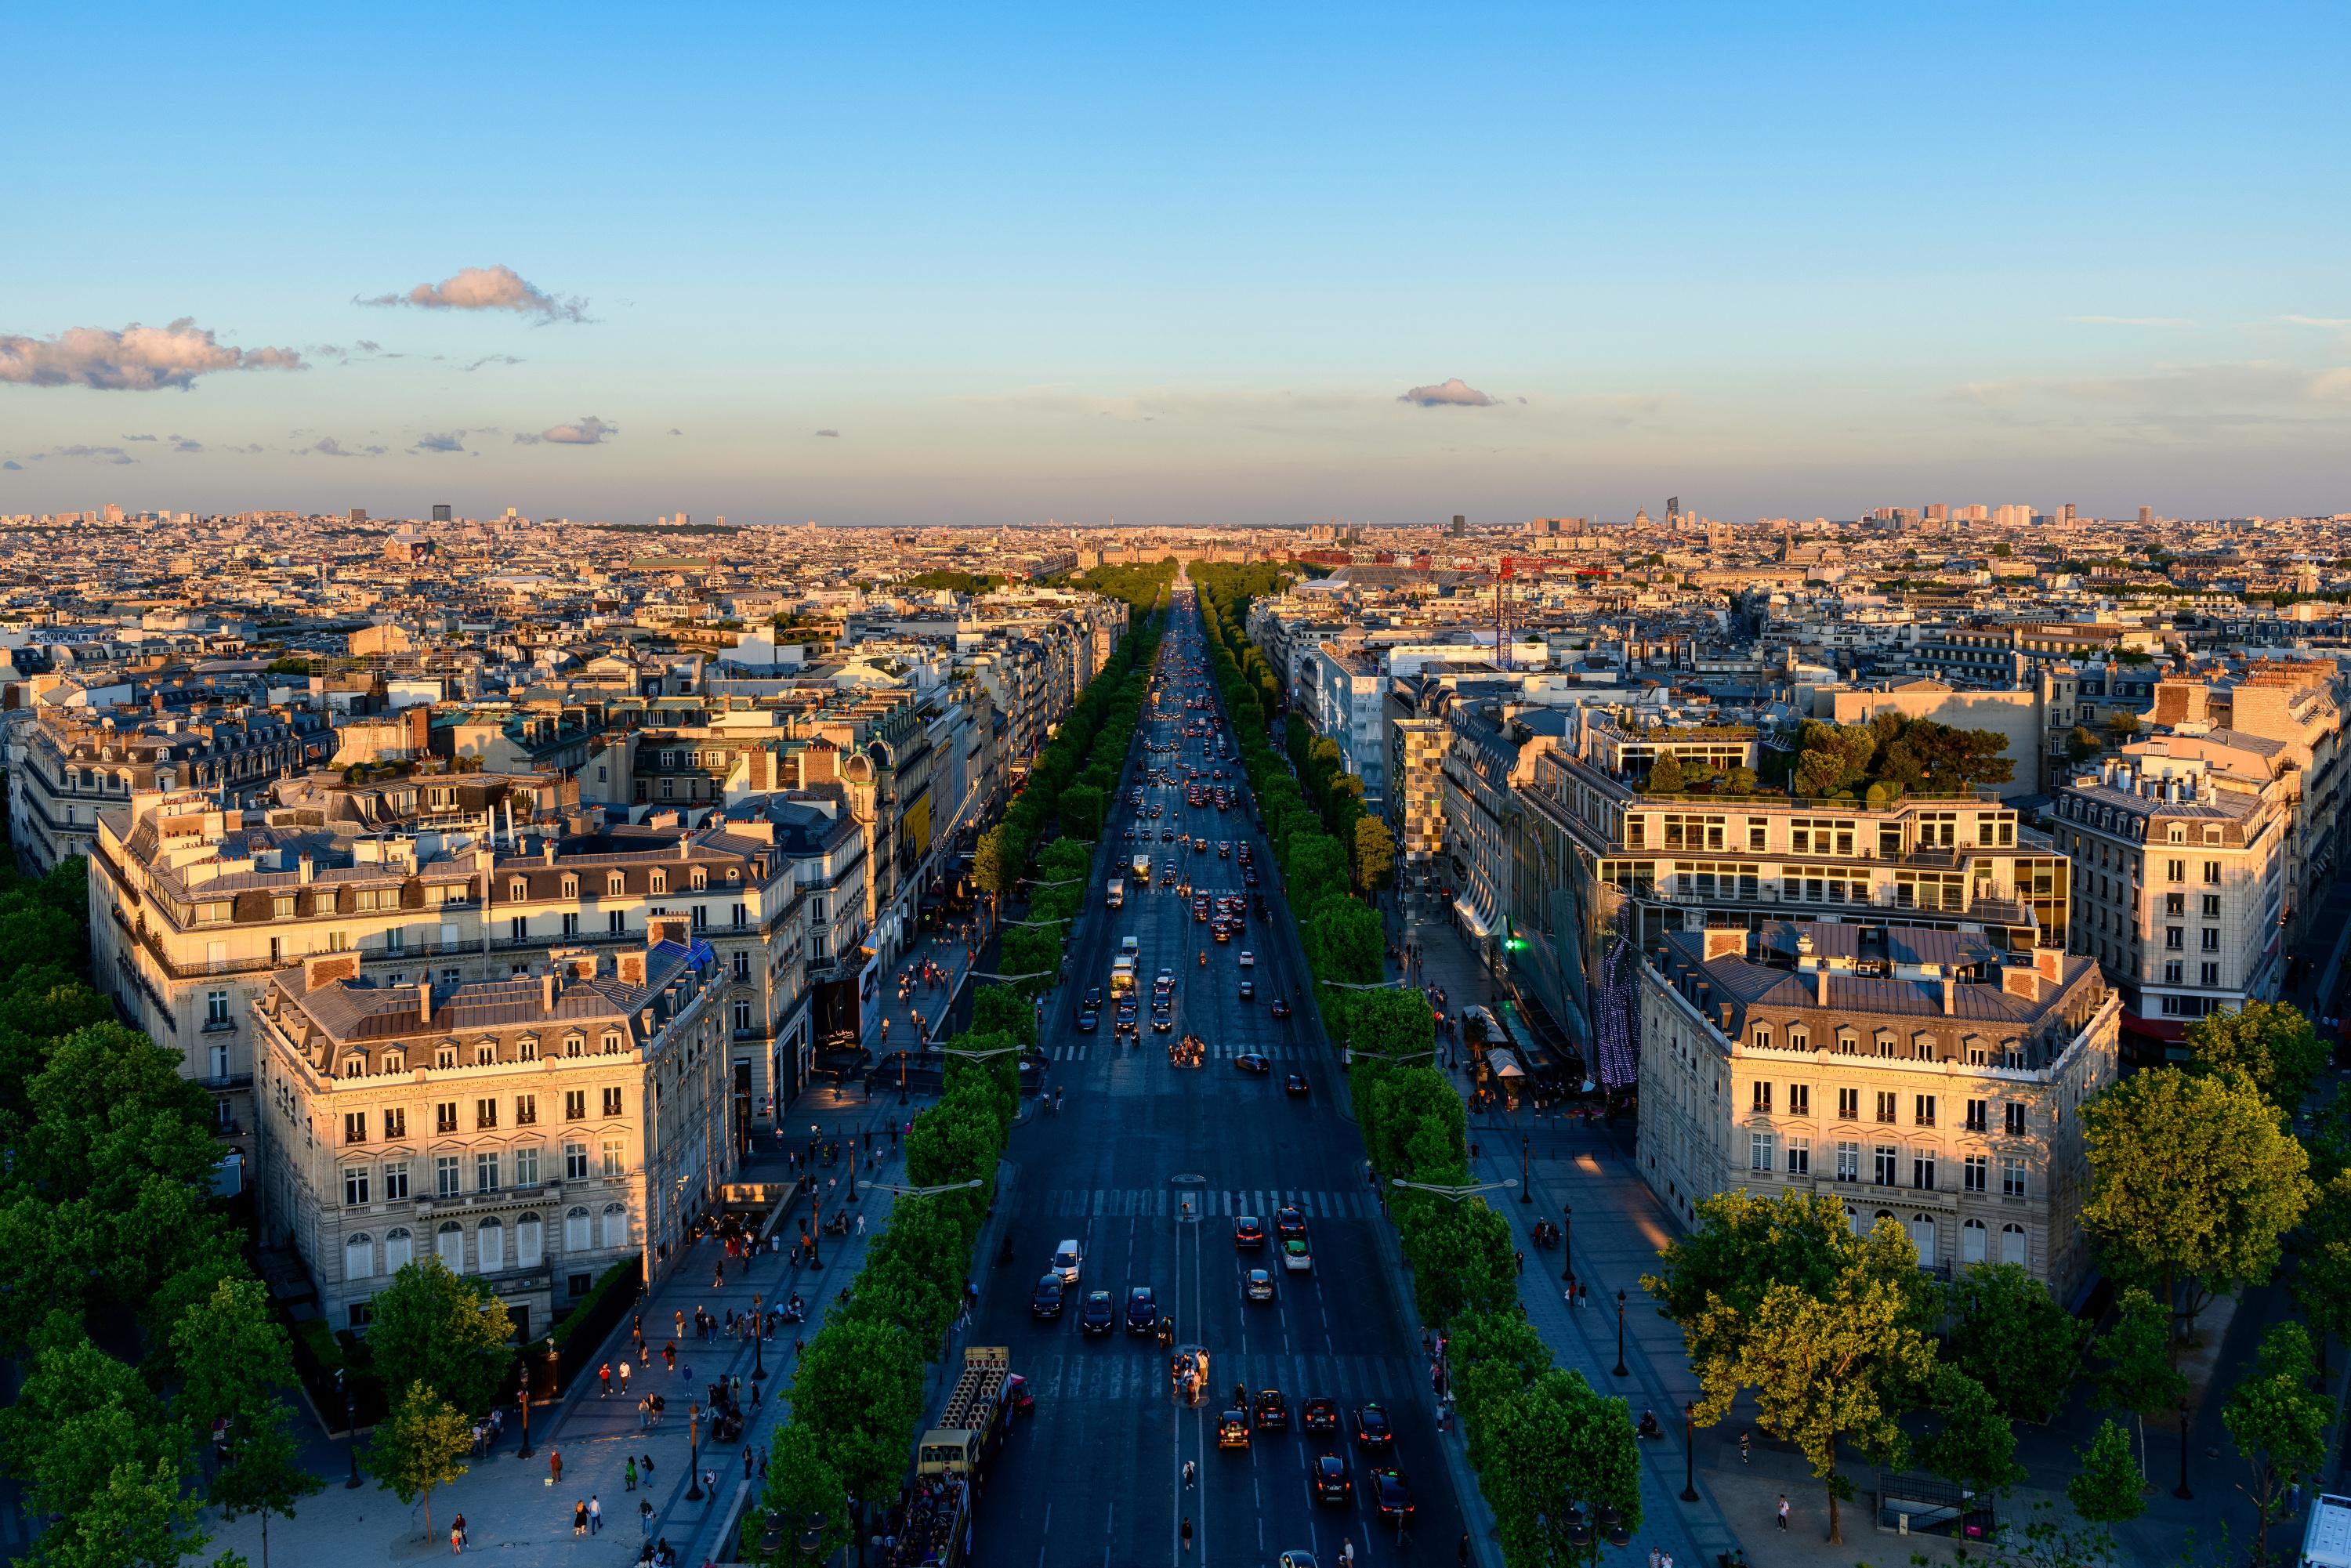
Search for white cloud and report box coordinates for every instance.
[2311,368,2351,401]
[460,354,524,372]
[1400,378,1497,407]
[43,444,136,465]
[411,430,469,453]
[2279,316,2351,330]
[815,428,840,437]
[516,415,617,446]
[302,436,386,458]
[0,318,306,391]
[361,265,589,324]
[2065,315,2193,328]
[172,436,202,453]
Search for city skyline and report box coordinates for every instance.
[6,2,2349,523]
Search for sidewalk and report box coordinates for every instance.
[208,1102,907,1567]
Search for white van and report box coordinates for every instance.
[1052,1239,1084,1286]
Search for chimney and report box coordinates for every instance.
[301,951,360,991]
[1815,965,1830,1005]
[542,838,557,866]
[2034,946,2063,982]
[542,970,557,1012]
[298,853,315,884]
[1940,974,1956,1015]
[618,950,648,987]
[678,835,691,860]
[1703,927,1748,962]
[418,980,433,1026]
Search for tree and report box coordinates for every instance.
[1918,1365,2023,1501]
[2293,1168,2351,1378]
[788,1320,927,1505]
[2183,1000,2328,1115]
[2068,726,2103,762]
[972,825,1017,900]
[0,1318,172,1530]
[1395,1198,1516,1327]
[1483,1369,1640,1568]
[2079,1067,2313,1342]
[2090,1286,2186,1478]
[2222,1322,2332,1567]
[1353,816,1396,893]
[1690,1265,1936,1544]
[1349,987,1436,1064]
[364,1382,472,1543]
[38,1454,213,1568]
[968,985,1035,1053]
[1943,1263,2086,1424]
[210,1399,321,1568]
[363,1257,514,1417]
[1645,753,1686,794]
[2067,1419,2146,1526]
[2105,710,2140,741]
[755,1421,849,1566]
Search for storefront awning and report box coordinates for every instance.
[1454,900,1493,940]
[1487,1048,1526,1078]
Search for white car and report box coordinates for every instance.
[1282,1239,1312,1273]
[1238,951,1255,969]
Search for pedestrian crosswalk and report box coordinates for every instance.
[1034,1187,1378,1220]
[1019,1349,1403,1407]
[1045,1040,1298,1063]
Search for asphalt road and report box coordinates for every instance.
[966,576,1469,1568]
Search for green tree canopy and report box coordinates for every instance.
[363,1257,516,1417]
[2079,1066,2313,1337]
[2222,1322,2332,1565]
[788,1320,927,1503]
[2182,1000,2327,1115]
[364,1381,473,1542]
[1942,1262,2085,1425]
[2067,1418,2146,1526]
[1482,1369,1641,1568]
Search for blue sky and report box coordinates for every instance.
[5,2,2347,524]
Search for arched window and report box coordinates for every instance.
[477,1217,505,1273]
[1961,1219,1988,1266]
[1907,1214,1937,1264]
[2001,1223,2028,1269]
[600,1202,628,1250]
[1843,1205,1860,1236]
[385,1226,414,1273]
[564,1207,591,1252]
[344,1232,374,1281]
[436,1221,465,1272]
[516,1213,544,1269]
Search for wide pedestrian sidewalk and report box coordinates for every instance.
[208,1114,911,1566]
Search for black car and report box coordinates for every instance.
[1080,1291,1116,1335]
[1238,978,1255,1001]
[1080,987,1103,1013]
[1030,1274,1065,1320]
[1234,1215,1266,1248]
[1353,1403,1393,1448]
[1126,1286,1158,1334]
[1235,1052,1271,1074]
[1243,869,1259,887]
[1253,1389,1288,1430]
[1370,1468,1415,1527]
[1302,1397,1339,1433]
[1276,1205,1308,1240]
[1284,1073,1309,1097]
[1270,997,1291,1019]
[1311,1454,1351,1505]
[1074,1009,1099,1033]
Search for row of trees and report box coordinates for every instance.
[1186,565,1638,1568]
[1784,712,2016,801]
[0,856,346,1566]
[1643,998,2342,1559]
[976,567,1173,991]
[751,985,1034,1559]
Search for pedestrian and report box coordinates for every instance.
[550,1447,563,1485]
[1648,1551,1661,1568]
[626,1457,639,1492]
[643,1452,656,1479]
[590,1494,603,1534]
[600,1362,612,1398]
[1740,1429,1751,1465]
[638,1396,650,1430]
[744,1446,754,1480]
[454,1512,468,1552]
[640,1499,655,1540]
[1459,1533,1470,1568]
[620,1360,632,1395]
[856,1211,865,1236]
[664,1342,676,1372]
[1183,1459,1196,1490]
[1181,1517,1194,1553]
[1777,1494,1789,1531]
[574,1501,589,1538]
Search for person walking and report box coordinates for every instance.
[589,1494,603,1535]
[600,1362,612,1398]
[1180,1517,1194,1554]
[574,1501,589,1538]
[452,1513,468,1552]
[619,1360,631,1396]
[855,1211,866,1236]
[550,1447,563,1485]
[1459,1532,1470,1568]
[1777,1494,1790,1531]
[639,1498,656,1541]
[625,1457,639,1492]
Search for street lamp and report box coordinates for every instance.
[1613,1290,1628,1378]
[686,1400,705,1501]
[1679,1401,1699,1503]
[752,1293,766,1385]
[2174,1397,2193,1500]
[1520,1133,1532,1203]
[1561,1202,1574,1282]
[339,1370,361,1488]
[516,1357,534,1460]
[846,1141,857,1204]
[1390,1176,1519,1202]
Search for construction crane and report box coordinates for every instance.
[1493,556,1556,672]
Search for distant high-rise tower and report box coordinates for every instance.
[2138,505,2154,527]
[1450,514,1465,537]
[2060,502,2076,525]
[349,507,367,525]
[1667,495,1680,526]
[431,503,451,523]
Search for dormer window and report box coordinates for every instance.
[518,1037,540,1062]
[435,1046,458,1070]
[602,1033,624,1055]
[690,868,708,891]
[1751,1024,1773,1050]
[561,877,578,900]
[607,872,625,896]
[650,871,668,895]
[509,879,528,902]
[1786,1026,1809,1052]
[382,1052,405,1074]
[475,1042,498,1066]
[2168,825,2185,843]
[342,1055,368,1079]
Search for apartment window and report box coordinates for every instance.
[343,1166,371,1207]
[518,1037,538,1063]
[1751,1082,1773,1114]
[650,871,668,895]
[607,872,625,896]
[2165,927,2184,950]
[2201,961,2221,986]
[1788,1085,1809,1117]
[2164,893,2186,917]
[1748,1132,1777,1173]
[2200,927,2220,952]
[344,1110,368,1144]
[2001,1157,2029,1198]
[434,1101,458,1135]
[734,999,753,1034]
[600,1137,625,1178]
[730,902,748,929]
[1837,1088,1860,1121]
[1912,1154,1937,1191]
[441,967,461,989]
[2203,860,2221,885]
[732,951,751,981]
[1875,1091,1897,1124]
[560,912,580,938]
[514,1146,540,1187]
[690,905,708,930]
[383,1107,407,1140]
[563,1142,589,1181]
[602,1033,625,1055]
[1998,1101,2024,1136]
[609,911,627,935]
[515,1094,538,1127]
[205,990,231,1028]
[1964,1155,1989,1193]
[1836,1030,1858,1056]
[475,1097,498,1130]
[1748,823,1767,851]
[1965,1098,1987,1133]
[564,1090,586,1121]
[1873,1145,1898,1186]
[475,1153,500,1193]
[2166,859,2185,883]
[2164,961,2184,984]
[2201,893,2221,919]
[1786,1137,1811,1176]
[434,1156,461,1198]
[561,876,579,900]
[1914,1095,1936,1128]
[382,1161,408,1200]
[601,1087,624,1117]
[1835,1141,1860,1182]
[509,916,527,942]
